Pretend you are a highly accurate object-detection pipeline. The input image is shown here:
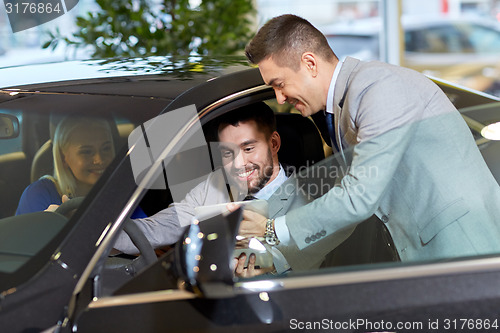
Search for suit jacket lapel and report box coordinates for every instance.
[267,171,296,218]
[334,103,342,151]
[334,57,359,103]
[333,57,360,156]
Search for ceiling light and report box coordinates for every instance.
[481,122,500,140]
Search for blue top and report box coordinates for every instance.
[16,178,146,218]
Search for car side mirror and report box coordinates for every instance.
[0,114,19,139]
[176,207,242,298]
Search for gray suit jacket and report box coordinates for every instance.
[286,57,500,262]
[114,166,345,272]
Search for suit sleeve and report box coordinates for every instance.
[273,174,356,272]
[113,172,217,253]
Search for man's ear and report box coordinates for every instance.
[301,52,318,77]
[270,131,281,154]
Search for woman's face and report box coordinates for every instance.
[62,124,115,188]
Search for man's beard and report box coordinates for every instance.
[248,149,274,195]
[230,149,275,196]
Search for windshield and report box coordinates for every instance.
[0,86,164,280]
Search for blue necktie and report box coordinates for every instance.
[325,112,340,152]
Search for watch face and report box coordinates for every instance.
[265,235,278,246]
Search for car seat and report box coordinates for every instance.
[275,113,325,170]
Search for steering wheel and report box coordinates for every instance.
[55,196,157,274]
[54,196,85,216]
[121,217,157,273]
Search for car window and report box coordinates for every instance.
[406,23,500,54]
[113,99,402,289]
[2,80,487,311]
[0,113,137,273]
[0,88,161,280]
[464,24,500,53]
[408,25,471,53]
[207,101,498,271]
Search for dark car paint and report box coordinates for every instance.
[70,259,500,332]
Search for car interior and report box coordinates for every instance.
[0,94,401,293]
[3,77,500,306]
[2,72,496,284]
[0,114,137,214]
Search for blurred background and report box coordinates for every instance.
[2,0,500,96]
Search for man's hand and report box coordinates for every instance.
[227,203,267,239]
[45,194,70,212]
[232,252,275,278]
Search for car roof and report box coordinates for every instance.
[0,56,252,99]
[0,56,256,124]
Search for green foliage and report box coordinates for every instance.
[43,0,256,58]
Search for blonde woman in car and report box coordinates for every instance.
[16,116,116,214]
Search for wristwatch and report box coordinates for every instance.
[264,218,280,245]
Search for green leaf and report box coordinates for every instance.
[42,0,256,58]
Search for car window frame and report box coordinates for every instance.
[81,81,500,313]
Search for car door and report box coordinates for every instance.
[61,68,391,331]
[66,68,500,333]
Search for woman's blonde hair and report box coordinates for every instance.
[49,116,114,198]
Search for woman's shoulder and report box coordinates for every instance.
[27,177,59,193]
[16,177,62,215]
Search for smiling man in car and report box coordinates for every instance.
[114,102,351,274]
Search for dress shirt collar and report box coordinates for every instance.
[253,164,287,200]
[326,60,343,115]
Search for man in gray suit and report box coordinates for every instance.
[239,14,500,262]
[114,102,352,274]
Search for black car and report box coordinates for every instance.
[1,56,500,332]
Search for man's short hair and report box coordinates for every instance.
[217,102,276,139]
[245,14,336,71]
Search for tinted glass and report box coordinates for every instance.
[0,88,161,276]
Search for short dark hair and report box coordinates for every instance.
[245,14,336,70]
[217,102,276,139]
